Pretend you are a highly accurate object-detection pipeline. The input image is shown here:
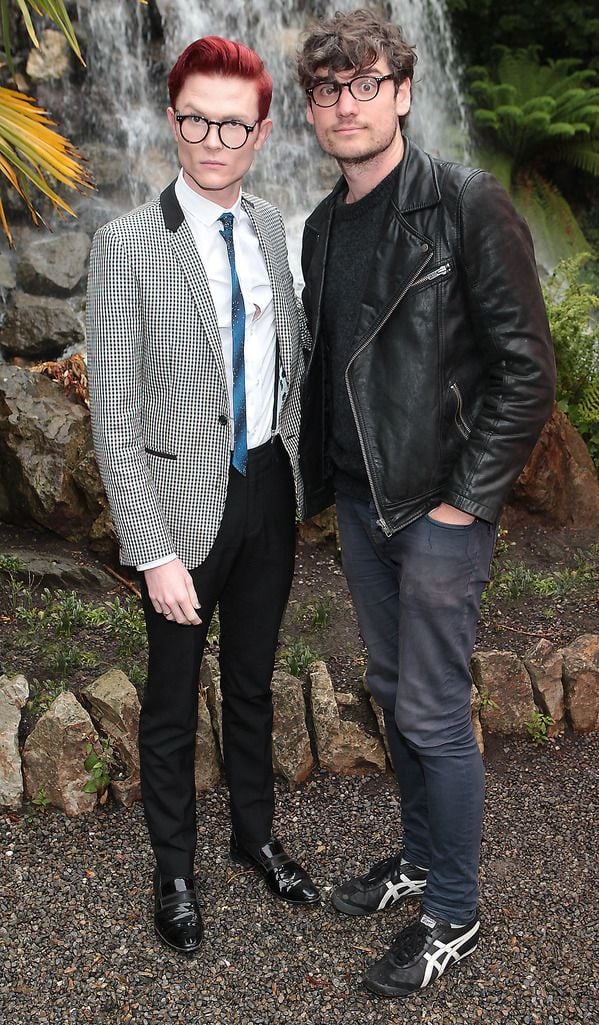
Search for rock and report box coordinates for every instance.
[3,549,114,592]
[271,670,315,788]
[22,690,98,815]
[0,251,16,293]
[0,674,29,809]
[523,638,565,735]
[507,406,599,528]
[309,660,386,775]
[0,365,111,548]
[200,654,223,757]
[81,670,141,806]
[471,650,536,735]
[368,696,392,766]
[26,29,72,81]
[298,506,339,546]
[470,684,484,756]
[16,231,90,297]
[334,691,358,706]
[81,144,128,189]
[559,634,599,733]
[0,292,84,358]
[195,684,221,793]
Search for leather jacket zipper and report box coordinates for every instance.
[412,261,451,287]
[345,248,434,538]
[450,382,471,439]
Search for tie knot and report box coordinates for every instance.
[219,212,234,240]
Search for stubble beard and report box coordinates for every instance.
[324,119,401,172]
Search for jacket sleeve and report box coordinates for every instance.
[442,171,556,522]
[86,225,176,566]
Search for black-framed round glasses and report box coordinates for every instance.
[306,73,395,108]
[175,113,258,149]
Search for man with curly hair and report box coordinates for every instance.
[298,8,555,997]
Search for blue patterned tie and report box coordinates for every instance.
[219,212,247,475]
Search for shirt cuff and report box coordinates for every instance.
[137,553,178,572]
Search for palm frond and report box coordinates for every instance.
[0,85,93,244]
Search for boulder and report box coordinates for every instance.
[271,670,315,787]
[0,674,29,809]
[22,691,98,815]
[507,406,599,528]
[523,638,565,735]
[4,549,114,592]
[16,231,90,297]
[470,683,484,755]
[0,365,112,550]
[471,650,536,735]
[0,251,16,293]
[559,634,599,733]
[195,684,221,793]
[80,144,129,190]
[309,660,386,774]
[200,654,223,757]
[0,292,84,358]
[26,29,72,81]
[368,696,392,766]
[81,670,141,807]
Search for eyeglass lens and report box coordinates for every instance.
[178,116,251,149]
[311,76,389,107]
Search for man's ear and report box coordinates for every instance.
[253,117,273,151]
[306,100,315,126]
[395,77,411,118]
[166,106,178,141]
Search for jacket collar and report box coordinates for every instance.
[160,178,256,232]
[305,136,441,232]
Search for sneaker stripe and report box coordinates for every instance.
[377,874,427,910]
[420,923,479,988]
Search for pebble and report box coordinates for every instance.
[0,732,597,1023]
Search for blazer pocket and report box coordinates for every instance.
[144,447,177,460]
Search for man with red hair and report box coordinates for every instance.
[87,36,319,955]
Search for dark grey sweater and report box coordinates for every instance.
[322,163,400,501]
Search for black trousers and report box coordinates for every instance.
[138,438,296,877]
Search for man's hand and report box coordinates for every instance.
[428,502,475,526]
[144,560,202,625]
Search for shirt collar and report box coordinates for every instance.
[175,168,243,226]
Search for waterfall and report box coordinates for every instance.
[74,0,470,269]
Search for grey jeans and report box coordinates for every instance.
[336,492,496,922]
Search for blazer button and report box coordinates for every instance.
[218,414,228,425]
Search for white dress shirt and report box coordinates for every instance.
[138,170,278,571]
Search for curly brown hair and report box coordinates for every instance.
[296,8,417,91]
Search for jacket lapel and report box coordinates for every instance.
[242,196,293,382]
[159,180,227,386]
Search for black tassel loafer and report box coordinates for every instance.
[153,869,203,954]
[230,835,320,905]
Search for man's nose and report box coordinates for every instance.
[204,123,223,147]
[336,84,359,115]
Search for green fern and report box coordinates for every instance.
[578,377,599,422]
[468,47,599,180]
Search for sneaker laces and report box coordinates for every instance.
[362,852,403,884]
[390,919,430,961]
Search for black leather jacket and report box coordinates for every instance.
[299,138,556,533]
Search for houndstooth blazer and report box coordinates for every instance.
[86,179,306,569]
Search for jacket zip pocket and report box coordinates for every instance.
[411,261,452,289]
[450,382,471,440]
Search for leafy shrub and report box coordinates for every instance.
[543,253,599,465]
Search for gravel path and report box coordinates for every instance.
[1,731,597,1025]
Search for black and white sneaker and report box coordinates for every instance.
[364,911,480,997]
[331,853,428,916]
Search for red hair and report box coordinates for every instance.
[167,36,273,120]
